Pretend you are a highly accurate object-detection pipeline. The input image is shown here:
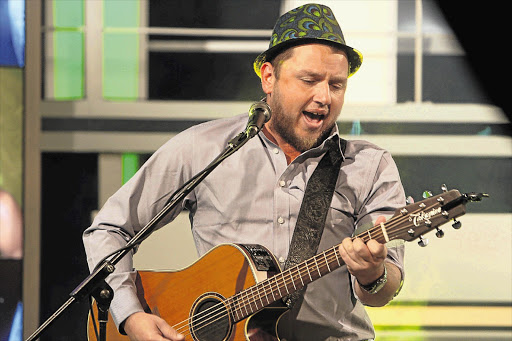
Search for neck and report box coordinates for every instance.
[262,126,301,164]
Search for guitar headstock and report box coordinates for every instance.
[389,186,488,246]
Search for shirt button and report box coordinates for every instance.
[277,217,285,224]
[279,180,286,187]
[273,148,279,154]
[278,256,285,263]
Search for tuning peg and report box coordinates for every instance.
[452,218,462,229]
[406,196,415,205]
[465,192,490,202]
[418,235,429,247]
[441,184,448,192]
[422,191,433,199]
[435,228,445,238]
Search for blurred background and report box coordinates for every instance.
[1,0,510,340]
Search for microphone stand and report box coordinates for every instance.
[25,124,259,341]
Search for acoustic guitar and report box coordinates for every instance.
[87,189,485,341]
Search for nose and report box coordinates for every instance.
[313,81,331,107]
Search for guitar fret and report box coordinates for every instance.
[232,299,240,322]
[242,291,249,316]
[236,299,243,321]
[323,252,331,272]
[314,257,322,277]
[264,285,271,304]
[306,263,313,281]
[228,303,235,323]
[334,247,341,266]
[288,269,297,290]
[298,267,305,286]
[257,285,265,307]
[269,280,276,301]
[275,278,282,297]
[281,272,290,295]
[249,286,257,311]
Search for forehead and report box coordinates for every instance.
[283,43,349,75]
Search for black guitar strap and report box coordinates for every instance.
[283,136,346,308]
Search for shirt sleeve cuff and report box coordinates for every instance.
[108,281,145,334]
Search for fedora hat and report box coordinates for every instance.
[254,3,363,78]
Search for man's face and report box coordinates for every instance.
[264,44,349,152]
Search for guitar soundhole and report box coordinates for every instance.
[190,293,232,341]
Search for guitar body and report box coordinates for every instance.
[87,244,287,341]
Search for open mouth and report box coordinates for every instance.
[303,111,326,124]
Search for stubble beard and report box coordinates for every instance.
[268,87,336,153]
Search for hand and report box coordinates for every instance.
[338,216,387,285]
[124,312,185,341]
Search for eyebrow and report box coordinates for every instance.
[297,70,347,83]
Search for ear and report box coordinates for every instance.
[260,62,275,95]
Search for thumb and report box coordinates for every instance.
[156,318,185,340]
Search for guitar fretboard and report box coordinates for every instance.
[227,221,397,322]
[226,190,462,323]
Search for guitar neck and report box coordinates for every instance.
[228,223,391,322]
[229,189,469,323]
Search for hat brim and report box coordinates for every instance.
[253,38,363,78]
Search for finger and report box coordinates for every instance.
[339,237,352,255]
[156,319,185,341]
[339,238,370,271]
[338,238,356,267]
[366,239,387,261]
[375,215,387,225]
[352,238,371,259]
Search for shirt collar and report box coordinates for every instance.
[316,124,346,161]
[258,123,345,161]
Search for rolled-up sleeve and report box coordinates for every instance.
[351,148,406,297]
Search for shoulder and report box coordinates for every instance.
[182,113,247,137]
[142,113,249,170]
[164,113,248,148]
[343,138,390,160]
[341,138,400,179]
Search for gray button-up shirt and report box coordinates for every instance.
[83,113,406,340]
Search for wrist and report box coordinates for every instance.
[357,263,387,294]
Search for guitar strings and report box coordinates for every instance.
[170,208,417,338]
[171,242,353,337]
[169,203,437,338]
[171,249,334,335]
[177,209,419,338]
[170,243,346,339]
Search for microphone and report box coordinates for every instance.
[245,101,272,138]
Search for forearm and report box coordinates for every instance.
[83,226,143,329]
[354,261,402,307]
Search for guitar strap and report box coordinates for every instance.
[283,136,346,308]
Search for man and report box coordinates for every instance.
[84,3,405,340]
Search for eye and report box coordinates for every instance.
[301,78,315,85]
[330,82,346,91]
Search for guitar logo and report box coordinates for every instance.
[408,207,442,227]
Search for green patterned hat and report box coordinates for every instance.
[254,3,363,78]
